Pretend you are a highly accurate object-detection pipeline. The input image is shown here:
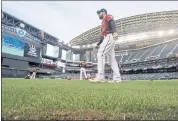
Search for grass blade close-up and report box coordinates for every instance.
[2,78,178,120]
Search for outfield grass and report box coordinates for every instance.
[2,78,178,120]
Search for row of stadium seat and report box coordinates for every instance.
[121,72,178,80]
[122,61,177,71]
[116,40,178,64]
[41,72,178,80]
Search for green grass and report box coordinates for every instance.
[2,78,178,120]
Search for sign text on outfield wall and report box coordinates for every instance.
[2,24,41,45]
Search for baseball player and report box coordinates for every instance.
[80,60,87,80]
[31,68,37,79]
[89,8,121,83]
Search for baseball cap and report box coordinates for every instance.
[97,8,107,14]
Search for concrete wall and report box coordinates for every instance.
[2,56,29,78]
[2,57,28,70]
[2,68,28,78]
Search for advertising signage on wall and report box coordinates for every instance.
[2,24,41,45]
[24,43,41,59]
[2,24,42,62]
[2,34,25,57]
[46,44,59,58]
[41,58,57,66]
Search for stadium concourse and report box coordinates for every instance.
[1,10,178,80]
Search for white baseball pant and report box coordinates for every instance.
[96,33,121,81]
[31,72,36,79]
[80,68,87,80]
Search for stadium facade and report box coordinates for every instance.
[1,11,73,78]
[66,10,178,80]
[1,10,178,80]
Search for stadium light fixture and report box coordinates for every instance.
[117,37,124,43]
[158,31,164,36]
[168,29,174,35]
[139,33,148,39]
[131,35,137,40]
[20,22,25,28]
[93,43,96,47]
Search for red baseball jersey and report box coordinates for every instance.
[101,14,114,36]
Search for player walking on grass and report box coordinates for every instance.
[89,8,121,83]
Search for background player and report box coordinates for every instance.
[89,8,121,83]
[80,60,87,80]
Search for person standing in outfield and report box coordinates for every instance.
[89,8,121,83]
[80,60,88,80]
[31,68,37,79]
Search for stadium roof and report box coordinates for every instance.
[69,10,178,46]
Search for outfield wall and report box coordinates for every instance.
[2,24,42,78]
